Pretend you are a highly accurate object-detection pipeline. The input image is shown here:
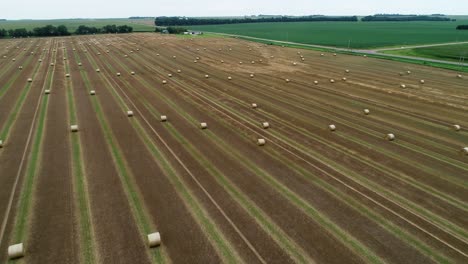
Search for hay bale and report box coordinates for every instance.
[27,78,33,82]
[66,74,70,78]
[314,81,319,85]
[39,59,43,63]
[117,73,121,76]
[45,90,50,94]
[239,61,243,64]
[301,58,305,61]
[385,133,395,141]
[162,80,167,84]
[160,115,167,122]
[228,76,232,80]
[345,69,350,73]
[177,70,181,73]
[96,69,100,73]
[452,124,461,131]
[257,138,266,146]
[320,53,324,56]
[333,53,337,56]
[457,74,462,78]
[127,111,134,117]
[420,80,425,84]
[131,71,135,75]
[251,103,258,109]
[200,122,207,129]
[194,60,198,63]
[285,79,290,83]
[0,140,3,148]
[400,84,406,88]
[330,79,335,83]
[124,55,128,58]
[12,58,16,61]
[462,147,468,155]
[406,70,411,74]
[70,125,79,132]
[18,66,23,70]
[50,63,54,66]
[90,90,96,95]
[78,62,82,66]
[148,232,161,248]
[221,60,224,63]
[293,62,297,66]
[250,74,255,78]
[172,55,176,59]
[342,77,347,81]
[156,53,160,56]
[363,109,370,115]
[262,122,270,129]
[205,74,209,78]
[63,58,67,60]
[251,61,255,64]
[328,124,336,131]
[8,243,24,259]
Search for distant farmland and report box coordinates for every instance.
[0,18,155,32]
[189,20,468,49]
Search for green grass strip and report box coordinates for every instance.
[64,46,96,264]
[75,51,162,263]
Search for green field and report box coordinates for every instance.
[0,18,155,32]
[189,20,468,49]
[381,43,468,63]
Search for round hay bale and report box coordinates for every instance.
[96,69,100,73]
[452,124,461,131]
[293,62,297,66]
[462,147,468,155]
[257,138,266,146]
[12,58,16,61]
[320,53,324,56]
[400,84,406,88]
[457,74,462,78]
[50,63,55,66]
[196,57,200,60]
[345,69,350,73]
[117,73,121,76]
[160,115,167,122]
[131,71,135,75]
[251,103,258,109]
[66,74,70,78]
[97,52,101,55]
[27,78,33,82]
[301,58,305,61]
[314,81,319,85]
[259,59,263,62]
[385,133,395,141]
[194,60,198,63]
[90,90,96,95]
[70,125,79,132]
[239,61,243,64]
[168,73,173,77]
[200,122,207,129]
[0,140,3,148]
[18,66,23,70]
[228,76,232,80]
[333,53,337,56]
[330,79,335,83]
[177,70,181,73]
[156,53,160,56]
[285,79,290,83]
[127,111,134,117]
[78,62,82,66]
[221,60,224,63]
[44,90,50,94]
[172,55,176,59]
[251,61,255,64]
[8,243,24,259]
[407,70,411,74]
[262,122,270,129]
[38,59,42,63]
[342,77,347,81]
[363,109,370,115]
[148,232,161,248]
[63,58,67,60]
[420,80,425,84]
[124,55,128,58]
[270,56,274,58]
[205,74,209,78]
[328,124,336,131]
[250,74,255,78]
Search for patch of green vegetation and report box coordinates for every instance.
[0,18,154,32]
[381,43,468,63]
[188,20,468,49]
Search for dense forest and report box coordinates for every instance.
[456,25,468,30]
[155,16,358,26]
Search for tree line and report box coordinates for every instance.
[361,15,453,22]
[155,16,358,26]
[0,24,133,38]
[456,25,468,30]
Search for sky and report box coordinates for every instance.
[1,0,467,20]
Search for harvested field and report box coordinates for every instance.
[0,33,467,264]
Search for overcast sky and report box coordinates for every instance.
[2,0,467,20]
